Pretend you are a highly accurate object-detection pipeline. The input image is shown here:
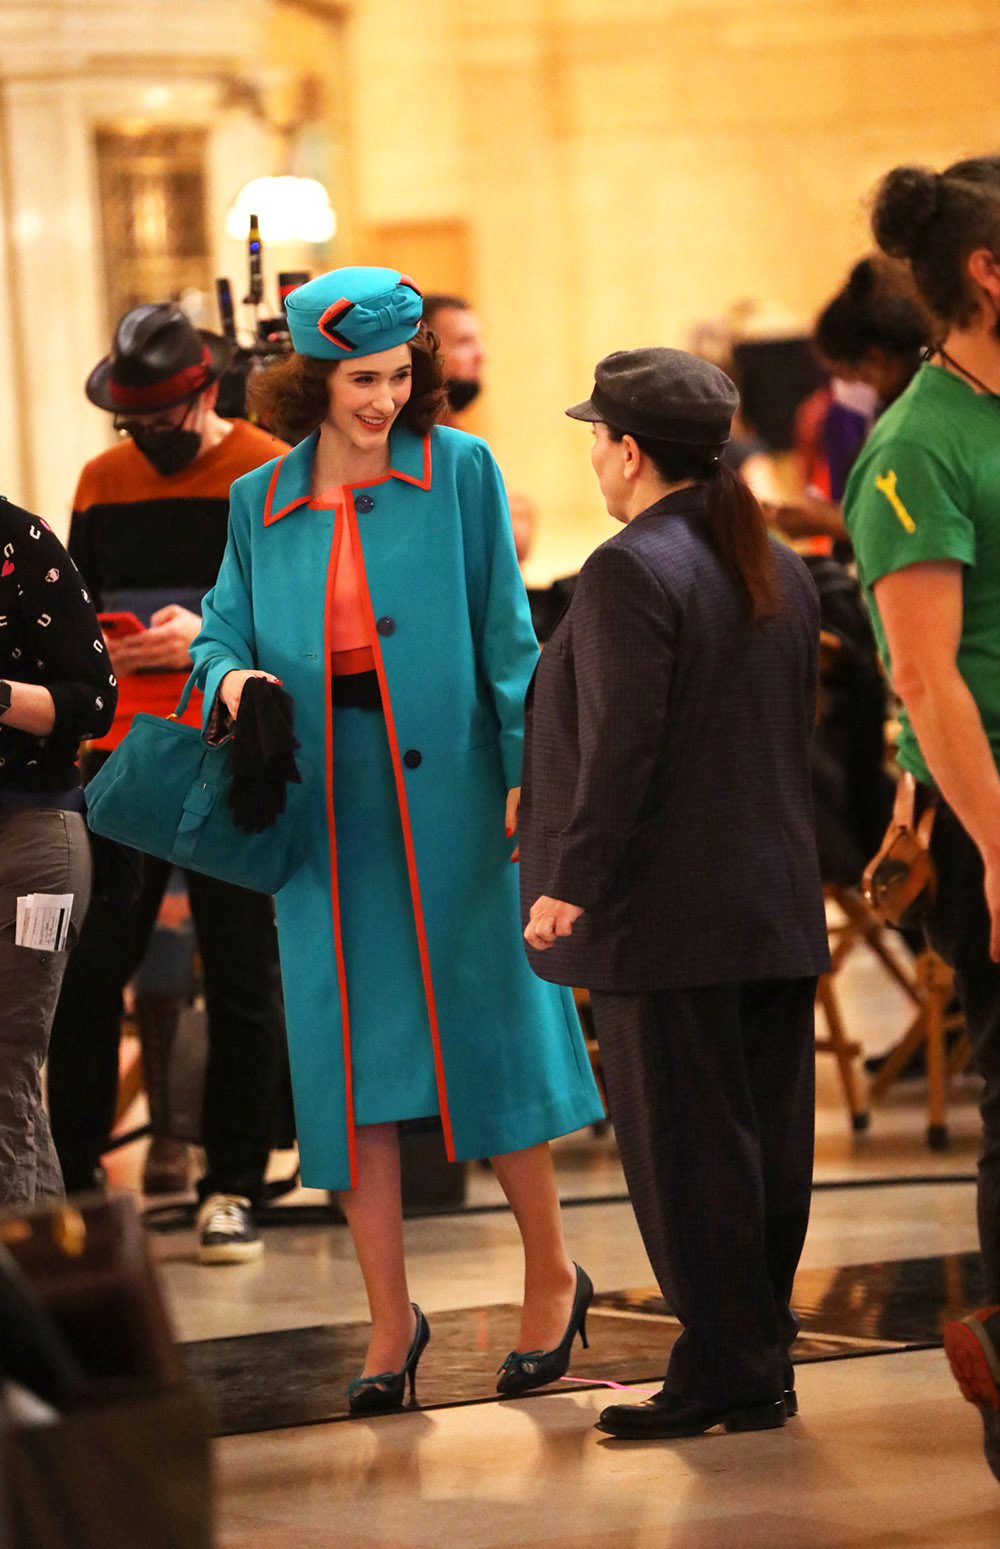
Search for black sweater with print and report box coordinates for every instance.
[0,498,117,791]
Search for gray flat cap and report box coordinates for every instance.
[566,347,739,445]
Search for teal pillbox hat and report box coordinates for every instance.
[285,266,424,360]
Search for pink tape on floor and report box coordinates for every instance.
[558,1377,659,1392]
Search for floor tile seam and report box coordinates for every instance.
[145,1173,978,1237]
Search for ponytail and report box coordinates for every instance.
[704,461,781,622]
[607,426,781,622]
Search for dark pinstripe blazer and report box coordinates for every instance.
[519,485,830,994]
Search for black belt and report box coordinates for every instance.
[330,670,382,711]
[0,786,86,816]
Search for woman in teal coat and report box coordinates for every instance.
[191,267,602,1411]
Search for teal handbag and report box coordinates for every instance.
[84,674,313,896]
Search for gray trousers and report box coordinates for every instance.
[0,806,91,1207]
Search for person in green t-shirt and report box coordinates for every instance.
[844,153,1000,1484]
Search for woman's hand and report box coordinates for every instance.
[505,787,521,861]
[220,668,283,721]
[524,895,584,951]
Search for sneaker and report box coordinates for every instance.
[943,1307,1000,1483]
[196,1193,263,1265]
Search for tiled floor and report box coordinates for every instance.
[212,1352,1000,1549]
[107,933,1000,1544]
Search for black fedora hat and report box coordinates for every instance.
[86,303,232,414]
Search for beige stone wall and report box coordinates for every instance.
[339,0,1000,581]
[2,0,999,564]
[0,0,344,528]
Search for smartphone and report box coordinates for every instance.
[98,611,146,637]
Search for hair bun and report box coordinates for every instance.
[872,166,943,258]
[845,257,878,301]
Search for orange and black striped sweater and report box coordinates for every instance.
[68,419,287,747]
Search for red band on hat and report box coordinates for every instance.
[397,274,422,297]
[317,299,357,351]
[108,346,213,410]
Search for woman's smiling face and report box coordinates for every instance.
[324,344,413,452]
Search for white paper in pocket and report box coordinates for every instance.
[15,894,74,951]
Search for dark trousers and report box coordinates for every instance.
[925,800,1000,1302]
[47,854,284,1204]
[590,977,817,1405]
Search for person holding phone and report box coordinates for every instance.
[97,611,145,639]
[0,499,117,1205]
[46,302,291,1264]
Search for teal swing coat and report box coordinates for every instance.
[191,421,603,1189]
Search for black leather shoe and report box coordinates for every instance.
[497,1263,593,1396]
[595,1389,787,1439]
[782,1355,798,1417]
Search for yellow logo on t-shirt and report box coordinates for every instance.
[874,469,916,533]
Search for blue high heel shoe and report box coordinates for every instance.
[497,1264,593,1396]
[347,1304,430,1416]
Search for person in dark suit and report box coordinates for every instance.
[518,347,830,1440]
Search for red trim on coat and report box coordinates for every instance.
[322,504,358,1187]
[263,452,312,526]
[390,433,432,490]
[343,491,457,1161]
[264,433,433,526]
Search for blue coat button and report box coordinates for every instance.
[403,749,422,769]
[376,616,395,636]
[355,494,375,513]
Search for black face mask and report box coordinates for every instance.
[125,422,202,476]
[445,377,481,413]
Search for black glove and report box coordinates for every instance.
[228,678,302,834]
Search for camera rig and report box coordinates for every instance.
[214,213,310,420]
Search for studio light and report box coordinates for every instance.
[225,175,336,244]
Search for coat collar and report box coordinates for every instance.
[263,422,433,526]
[630,483,709,526]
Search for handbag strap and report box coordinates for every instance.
[893,769,938,847]
[167,669,200,722]
[892,770,917,827]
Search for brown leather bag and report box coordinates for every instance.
[862,770,938,928]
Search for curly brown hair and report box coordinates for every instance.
[248,321,447,444]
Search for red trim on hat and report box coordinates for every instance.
[108,345,212,410]
[317,299,357,351]
[397,274,422,297]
